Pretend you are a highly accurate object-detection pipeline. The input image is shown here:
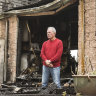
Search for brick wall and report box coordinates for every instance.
[0,19,6,39]
[7,15,18,82]
[78,0,96,74]
[0,16,19,83]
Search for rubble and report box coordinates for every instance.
[0,76,76,95]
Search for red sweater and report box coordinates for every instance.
[40,38,63,67]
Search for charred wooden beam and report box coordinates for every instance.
[20,11,55,16]
[19,0,77,16]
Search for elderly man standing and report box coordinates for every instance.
[40,27,63,88]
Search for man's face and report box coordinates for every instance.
[47,29,55,39]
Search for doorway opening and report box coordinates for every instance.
[17,1,78,79]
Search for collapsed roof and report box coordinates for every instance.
[1,0,77,16]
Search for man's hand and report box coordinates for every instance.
[48,63,53,67]
[45,60,53,67]
[45,60,50,65]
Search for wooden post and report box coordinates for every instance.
[80,0,85,74]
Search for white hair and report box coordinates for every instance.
[47,27,56,34]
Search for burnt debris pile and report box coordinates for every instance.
[0,77,76,95]
[0,50,76,95]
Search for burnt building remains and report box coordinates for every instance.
[0,0,95,95]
